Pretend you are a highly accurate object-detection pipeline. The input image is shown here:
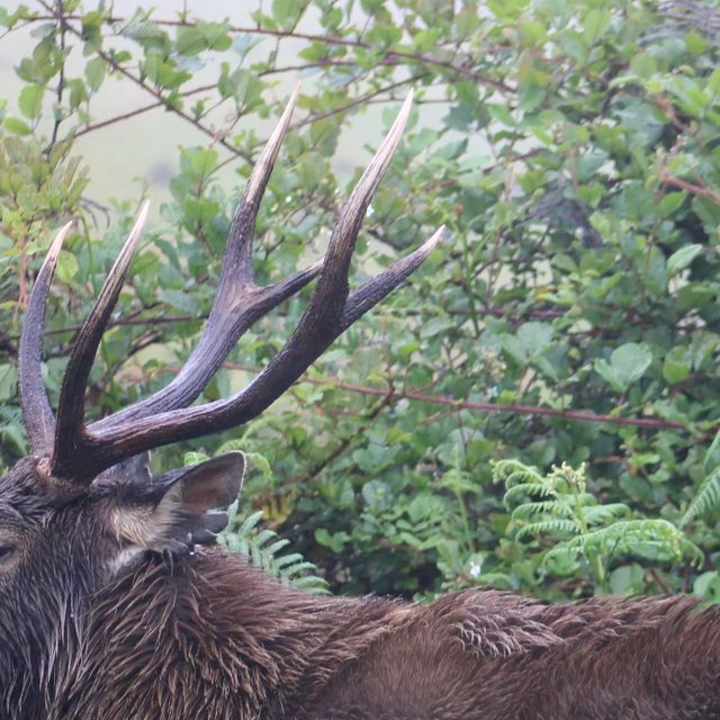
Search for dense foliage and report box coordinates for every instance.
[2,0,720,601]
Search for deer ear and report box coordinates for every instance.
[166,452,246,515]
[112,453,246,553]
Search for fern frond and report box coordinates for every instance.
[239,510,263,534]
[503,482,557,508]
[682,467,720,527]
[563,520,703,566]
[511,501,574,521]
[493,459,544,488]
[515,519,579,541]
[582,503,630,526]
[219,509,329,594]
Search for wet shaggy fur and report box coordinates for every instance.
[13,550,720,720]
[3,457,720,720]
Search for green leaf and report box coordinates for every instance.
[583,8,611,44]
[272,0,299,28]
[694,571,720,602]
[198,22,232,51]
[85,57,106,92]
[595,343,653,392]
[4,117,32,135]
[662,346,691,385]
[420,317,454,339]
[314,528,350,553]
[56,250,79,283]
[176,26,206,56]
[520,20,547,46]
[667,76,709,118]
[667,244,703,276]
[609,564,645,595]
[68,79,88,110]
[708,69,720,96]
[517,321,553,356]
[0,364,17,401]
[158,288,199,315]
[19,84,44,120]
[656,192,686,219]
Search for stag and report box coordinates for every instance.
[2,89,720,720]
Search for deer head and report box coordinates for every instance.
[0,88,444,714]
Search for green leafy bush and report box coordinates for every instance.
[2,0,720,601]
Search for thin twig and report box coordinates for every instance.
[36,0,253,163]
[72,60,358,141]
[72,82,214,139]
[47,0,66,151]
[212,73,429,173]
[28,12,510,92]
[289,73,427,133]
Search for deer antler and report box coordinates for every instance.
[23,89,445,482]
[90,86,321,429]
[19,221,74,455]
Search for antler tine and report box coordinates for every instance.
[236,82,302,278]
[51,202,150,480]
[341,224,447,329]
[90,85,321,432]
[314,90,415,311]
[64,92,445,478]
[19,221,74,454]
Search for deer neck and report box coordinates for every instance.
[51,547,403,720]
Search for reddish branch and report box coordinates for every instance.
[220,363,691,432]
[13,8,700,436]
[290,74,427,133]
[72,83,214,140]
[3,325,697,433]
[72,60,361,141]
[659,172,720,206]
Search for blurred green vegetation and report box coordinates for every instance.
[3,0,720,602]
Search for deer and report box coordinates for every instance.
[2,87,720,720]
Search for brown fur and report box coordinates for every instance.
[63,551,720,720]
[2,457,720,719]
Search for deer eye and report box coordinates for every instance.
[0,545,16,562]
